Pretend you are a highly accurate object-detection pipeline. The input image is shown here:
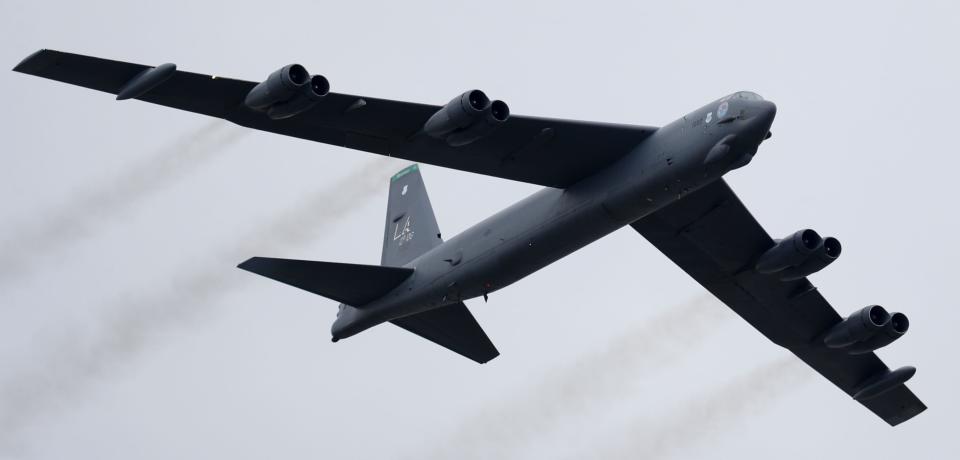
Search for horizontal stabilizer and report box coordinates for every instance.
[391,302,499,364]
[238,257,413,307]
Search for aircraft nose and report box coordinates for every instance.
[755,100,777,124]
[748,100,777,140]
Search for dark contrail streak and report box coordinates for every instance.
[0,120,248,283]
[0,157,400,448]
[580,356,813,460]
[421,295,726,460]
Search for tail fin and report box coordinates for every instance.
[382,164,442,266]
[238,257,413,307]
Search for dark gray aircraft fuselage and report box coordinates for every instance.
[332,93,776,340]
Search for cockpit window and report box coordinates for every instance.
[734,91,764,101]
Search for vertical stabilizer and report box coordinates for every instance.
[381,164,442,266]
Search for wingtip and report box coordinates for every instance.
[237,257,261,271]
[886,401,927,427]
[13,48,53,73]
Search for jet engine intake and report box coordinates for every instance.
[755,229,822,274]
[424,90,510,146]
[777,237,841,281]
[755,230,841,280]
[244,64,329,119]
[846,312,909,354]
[823,305,890,349]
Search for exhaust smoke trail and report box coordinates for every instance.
[583,356,814,460]
[0,120,248,283]
[421,295,727,460]
[0,157,401,448]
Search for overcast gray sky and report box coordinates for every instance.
[1,1,957,458]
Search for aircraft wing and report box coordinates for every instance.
[13,49,656,188]
[630,179,926,426]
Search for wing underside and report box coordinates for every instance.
[631,179,926,426]
[13,49,657,188]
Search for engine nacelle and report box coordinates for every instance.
[823,305,890,348]
[267,74,329,120]
[424,90,510,146]
[846,312,909,354]
[244,64,329,119]
[447,100,510,147]
[778,237,841,281]
[244,64,310,110]
[755,229,822,274]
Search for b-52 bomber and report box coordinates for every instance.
[13,49,926,425]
